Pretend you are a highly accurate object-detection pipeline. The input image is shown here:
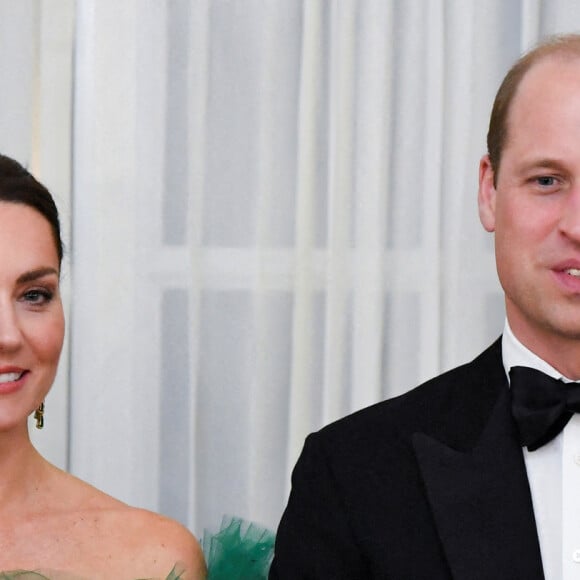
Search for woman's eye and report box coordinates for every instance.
[21,289,53,305]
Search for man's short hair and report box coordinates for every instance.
[487,33,580,184]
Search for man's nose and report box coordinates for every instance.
[0,302,22,352]
[559,188,580,242]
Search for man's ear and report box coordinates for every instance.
[478,155,497,232]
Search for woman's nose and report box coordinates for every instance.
[0,303,22,351]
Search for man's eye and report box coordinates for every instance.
[536,176,556,187]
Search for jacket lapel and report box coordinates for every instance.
[412,387,544,580]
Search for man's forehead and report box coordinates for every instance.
[506,54,580,127]
[514,53,580,97]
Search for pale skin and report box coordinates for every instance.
[0,202,206,579]
[479,54,580,379]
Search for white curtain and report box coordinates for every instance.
[3,0,580,537]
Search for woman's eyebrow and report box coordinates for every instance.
[16,267,59,284]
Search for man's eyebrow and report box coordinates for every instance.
[16,267,59,284]
[521,158,567,171]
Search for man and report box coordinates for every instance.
[270,34,580,579]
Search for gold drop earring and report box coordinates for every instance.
[34,402,45,429]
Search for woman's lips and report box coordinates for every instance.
[0,369,28,394]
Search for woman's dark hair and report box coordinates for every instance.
[0,154,63,265]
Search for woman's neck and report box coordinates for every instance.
[0,429,52,515]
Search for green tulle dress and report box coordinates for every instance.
[203,517,275,580]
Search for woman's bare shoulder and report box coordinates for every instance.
[44,470,206,578]
[103,505,207,579]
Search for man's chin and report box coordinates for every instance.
[541,310,580,339]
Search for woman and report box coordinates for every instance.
[0,154,206,579]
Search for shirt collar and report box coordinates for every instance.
[502,320,573,383]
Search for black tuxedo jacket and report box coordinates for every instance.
[269,339,545,579]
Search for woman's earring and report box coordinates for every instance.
[34,402,45,429]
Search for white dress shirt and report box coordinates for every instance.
[502,321,580,580]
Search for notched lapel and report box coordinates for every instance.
[412,389,544,580]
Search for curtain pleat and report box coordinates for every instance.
[441,0,480,368]
[286,0,326,473]
[70,0,142,505]
[417,0,444,378]
[186,0,210,530]
[321,0,356,426]
[350,1,393,412]
[249,2,291,527]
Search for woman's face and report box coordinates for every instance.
[0,202,64,432]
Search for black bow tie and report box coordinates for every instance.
[510,366,580,451]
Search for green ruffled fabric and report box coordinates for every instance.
[203,517,275,580]
[163,566,184,580]
[135,564,184,579]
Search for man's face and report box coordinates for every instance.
[479,56,580,373]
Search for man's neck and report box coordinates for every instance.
[506,316,580,380]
